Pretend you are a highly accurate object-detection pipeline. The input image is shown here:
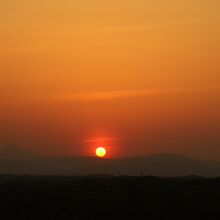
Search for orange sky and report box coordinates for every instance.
[0,0,220,159]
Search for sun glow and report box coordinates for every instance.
[95,147,107,157]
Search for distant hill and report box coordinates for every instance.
[0,145,41,160]
[0,146,220,177]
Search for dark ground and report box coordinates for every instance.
[1,175,220,219]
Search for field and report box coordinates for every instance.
[1,175,220,219]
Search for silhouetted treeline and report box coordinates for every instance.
[1,175,220,219]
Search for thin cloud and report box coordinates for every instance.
[82,137,128,143]
[35,19,205,36]
[33,25,168,36]
[57,86,220,102]
[77,25,168,34]
[1,85,219,106]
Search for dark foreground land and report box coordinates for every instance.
[1,175,220,219]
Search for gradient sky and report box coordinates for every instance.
[0,0,220,159]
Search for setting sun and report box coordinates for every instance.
[95,147,107,158]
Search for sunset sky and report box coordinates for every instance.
[0,0,219,159]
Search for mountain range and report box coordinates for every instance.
[0,145,220,177]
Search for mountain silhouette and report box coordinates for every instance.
[0,145,41,160]
[0,146,220,176]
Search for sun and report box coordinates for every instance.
[95,147,107,157]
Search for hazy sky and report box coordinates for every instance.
[0,0,220,159]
